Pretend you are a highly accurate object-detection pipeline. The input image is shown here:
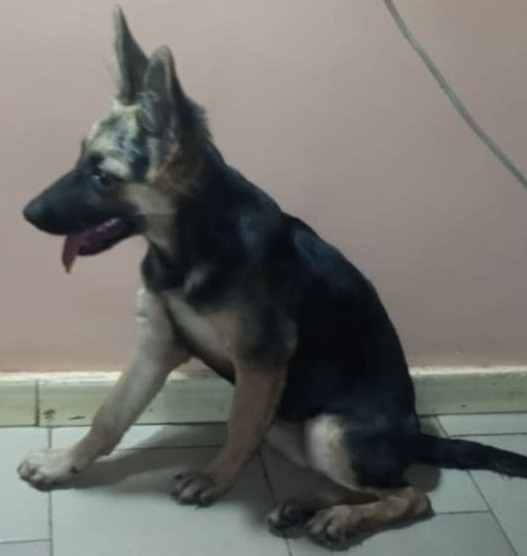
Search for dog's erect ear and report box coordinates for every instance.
[113,6,148,104]
[138,46,181,137]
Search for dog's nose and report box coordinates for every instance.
[23,197,57,232]
[23,197,46,226]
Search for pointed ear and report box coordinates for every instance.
[138,46,180,137]
[113,6,148,104]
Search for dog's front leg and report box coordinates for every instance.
[17,288,190,490]
[173,359,287,506]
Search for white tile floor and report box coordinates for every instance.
[2,414,527,556]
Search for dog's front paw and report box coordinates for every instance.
[172,469,231,507]
[17,449,79,491]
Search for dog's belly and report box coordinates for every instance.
[165,295,234,375]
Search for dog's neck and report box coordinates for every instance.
[141,143,233,293]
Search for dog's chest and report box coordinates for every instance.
[164,293,234,372]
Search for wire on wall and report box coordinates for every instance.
[383,0,527,193]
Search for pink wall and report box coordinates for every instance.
[0,0,526,371]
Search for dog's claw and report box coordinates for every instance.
[172,469,226,507]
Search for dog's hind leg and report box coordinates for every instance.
[265,421,310,468]
[267,415,431,549]
[18,288,190,490]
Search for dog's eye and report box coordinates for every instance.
[92,168,116,190]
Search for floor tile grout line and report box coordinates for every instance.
[34,380,40,427]
[431,509,505,516]
[258,450,278,504]
[467,472,520,556]
[0,540,50,546]
[49,492,54,556]
[428,416,518,554]
[258,451,295,556]
[51,443,225,452]
[433,416,449,438]
[112,444,224,451]
[437,413,527,438]
[445,432,527,438]
[453,419,522,556]
[47,427,54,556]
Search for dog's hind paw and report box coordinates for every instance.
[267,501,314,537]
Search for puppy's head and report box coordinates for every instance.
[23,7,208,271]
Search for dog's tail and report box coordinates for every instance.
[411,434,527,478]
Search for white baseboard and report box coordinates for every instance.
[1,364,526,427]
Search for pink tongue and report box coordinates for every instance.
[62,233,87,273]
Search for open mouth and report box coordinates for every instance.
[62,217,137,273]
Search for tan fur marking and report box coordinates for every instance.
[165,296,259,367]
[306,415,360,488]
[268,415,431,545]
[84,102,141,180]
[121,185,174,252]
[18,288,190,489]
[205,360,288,485]
[182,267,209,296]
[100,157,130,178]
[307,486,431,542]
[165,296,231,370]
[172,356,288,504]
[266,421,309,468]
[86,120,102,144]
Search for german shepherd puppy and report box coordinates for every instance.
[18,8,527,549]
